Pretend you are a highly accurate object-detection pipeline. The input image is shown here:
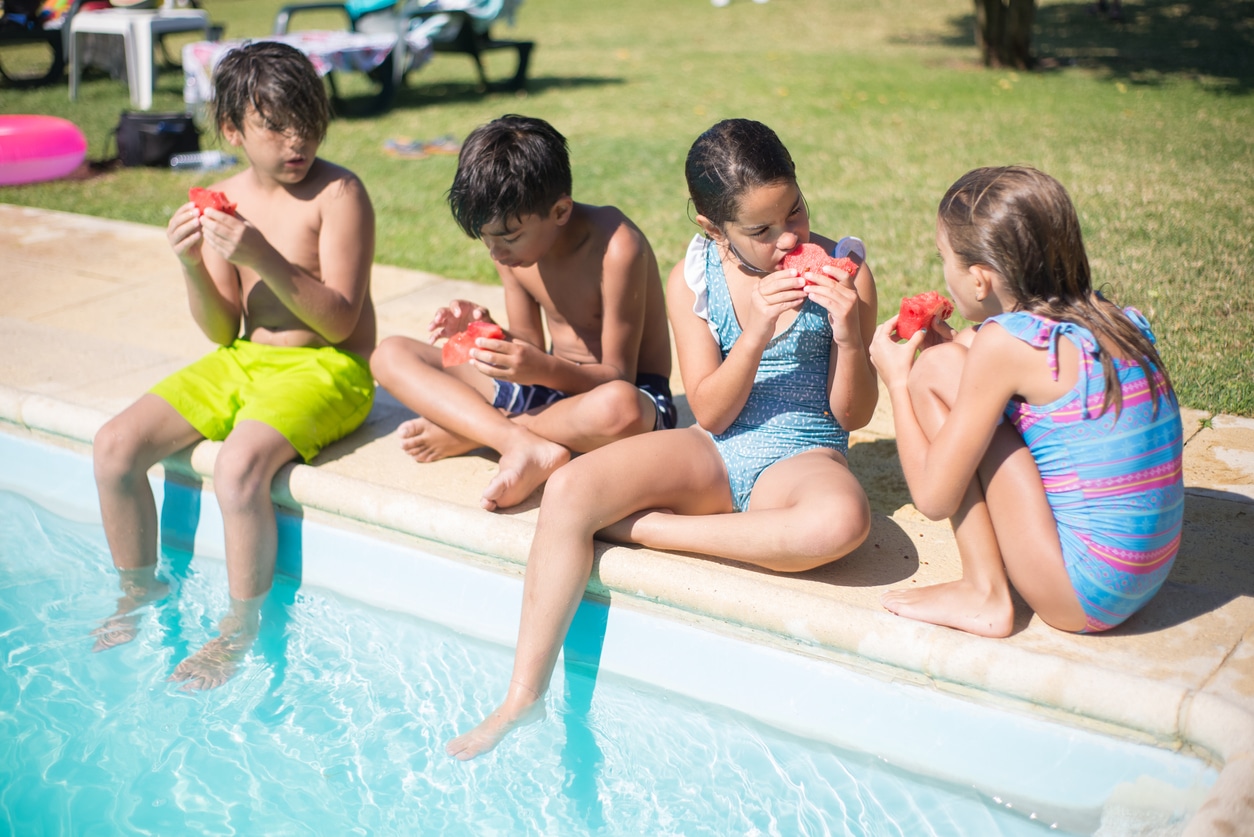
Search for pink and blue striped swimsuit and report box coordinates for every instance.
[988,308,1183,632]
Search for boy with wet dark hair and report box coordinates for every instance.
[446,114,572,237]
[92,41,376,690]
[372,114,675,512]
[212,40,332,144]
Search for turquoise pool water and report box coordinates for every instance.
[0,432,1216,835]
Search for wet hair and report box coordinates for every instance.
[447,115,572,238]
[213,41,330,143]
[684,119,797,229]
[939,166,1169,415]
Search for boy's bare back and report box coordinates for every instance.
[496,203,670,385]
[202,159,376,357]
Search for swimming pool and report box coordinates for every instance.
[0,429,1217,835]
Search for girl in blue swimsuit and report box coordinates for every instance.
[447,119,880,760]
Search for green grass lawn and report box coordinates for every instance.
[2,0,1251,415]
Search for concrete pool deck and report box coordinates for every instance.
[1,203,1251,834]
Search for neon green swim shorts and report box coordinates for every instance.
[150,339,374,462]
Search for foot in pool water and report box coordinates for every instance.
[169,606,260,690]
[92,569,169,652]
[445,682,546,760]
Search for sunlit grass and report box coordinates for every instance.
[1,0,1250,413]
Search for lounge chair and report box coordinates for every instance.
[0,0,213,90]
[0,0,87,87]
[274,0,533,93]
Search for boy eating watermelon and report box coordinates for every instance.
[92,42,376,691]
[370,115,676,512]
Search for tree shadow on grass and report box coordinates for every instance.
[914,0,1254,94]
[330,73,626,118]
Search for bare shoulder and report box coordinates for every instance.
[968,320,1037,371]
[582,203,653,265]
[665,258,695,311]
[207,168,249,195]
[969,319,1014,351]
[303,159,371,206]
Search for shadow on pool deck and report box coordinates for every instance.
[2,203,1252,834]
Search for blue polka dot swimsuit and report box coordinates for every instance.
[683,235,851,511]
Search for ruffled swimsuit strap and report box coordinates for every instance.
[993,310,1102,418]
[1123,306,1155,342]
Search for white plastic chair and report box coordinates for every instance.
[68,1,209,109]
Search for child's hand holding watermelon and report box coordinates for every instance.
[442,321,506,367]
[182,186,271,269]
[169,187,236,265]
[780,243,860,286]
[895,291,954,340]
[189,187,236,217]
[428,299,493,344]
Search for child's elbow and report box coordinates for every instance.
[690,405,731,435]
[321,313,361,345]
[322,324,354,345]
[913,493,959,522]
[836,404,874,433]
[833,393,878,433]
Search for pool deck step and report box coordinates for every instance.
[2,203,1252,834]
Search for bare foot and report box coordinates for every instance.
[92,573,169,653]
[596,508,673,544]
[92,614,142,651]
[881,579,1014,638]
[481,439,570,511]
[169,612,258,691]
[446,695,546,761]
[398,417,480,462]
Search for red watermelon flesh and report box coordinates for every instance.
[189,187,236,216]
[441,321,505,367]
[897,291,954,340]
[780,243,860,285]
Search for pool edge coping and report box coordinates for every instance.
[3,383,1251,834]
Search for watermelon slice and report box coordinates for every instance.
[189,187,236,216]
[441,321,505,367]
[780,243,860,285]
[896,291,954,340]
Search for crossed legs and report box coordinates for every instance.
[372,336,657,510]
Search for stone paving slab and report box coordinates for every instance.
[2,203,1251,835]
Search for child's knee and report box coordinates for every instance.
[93,417,145,484]
[540,455,607,511]
[584,380,649,436]
[370,336,431,384]
[541,457,584,501]
[789,495,871,571]
[212,446,282,511]
[909,342,966,403]
[369,336,404,381]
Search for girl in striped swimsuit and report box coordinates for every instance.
[869,166,1183,637]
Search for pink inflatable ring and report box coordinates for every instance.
[0,115,88,187]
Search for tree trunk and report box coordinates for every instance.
[974,0,1036,69]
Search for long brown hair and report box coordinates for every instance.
[939,166,1169,415]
